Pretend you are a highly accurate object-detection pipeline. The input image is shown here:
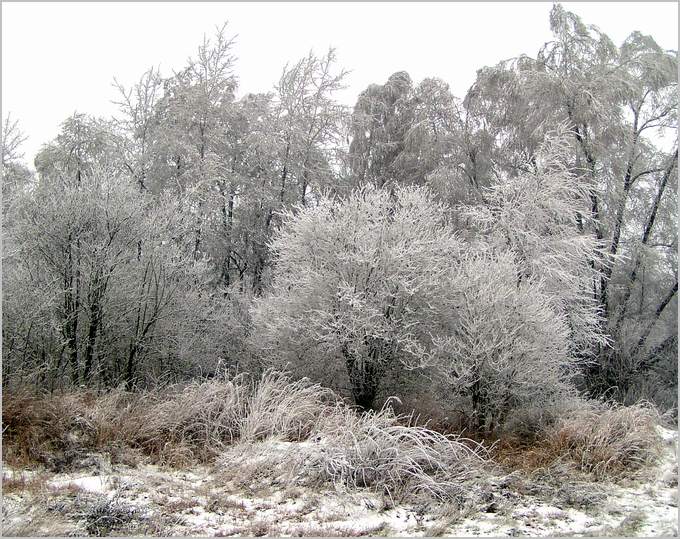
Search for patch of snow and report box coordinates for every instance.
[657,425,677,445]
[48,474,115,493]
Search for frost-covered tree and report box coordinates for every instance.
[3,116,234,389]
[113,67,164,192]
[1,114,33,221]
[463,128,609,360]
[251,186,462,409]
[459,4,677,397]
[251,182,582,420]
[429,251,577,432]
[348,72,414,189]
[250,49,348,292]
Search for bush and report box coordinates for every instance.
[430,251,579,434]
[251,185,463,410]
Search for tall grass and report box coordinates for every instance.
[493,400,663,480]
[309,405,488,502]
[2,375,665,491]
[544,400,663,479]
[239,371,336,442]
[135,377,248,463]
[2,371,338,468]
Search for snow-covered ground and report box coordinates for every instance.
[2,426,677,537]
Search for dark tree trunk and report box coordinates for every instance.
[345,356,381,411]
[82,295,102,382]
[632,279,678,355]
[125,344,138,390]
[221,186,235,286]
[470,377,488,433]
[64,234,81,385]
[342,338,388,411]
[613,149,677,335]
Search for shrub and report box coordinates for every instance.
[430,251,579,434]
[494,400,663,480]
[79,495,140,536]
[251,185,463,410]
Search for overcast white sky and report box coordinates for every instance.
[2,2,677,167]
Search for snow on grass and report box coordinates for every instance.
[48,474,115,494]
[2,427,677,537]
[2,467,39,481]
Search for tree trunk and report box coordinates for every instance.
[614,149,678,336]
[342,339,387,411]
[124,344,137,390]
[345,356,381,411]
[632,279,678,356]
[221,185,235,286]
[82,292,102,382]
[64,234,81,385]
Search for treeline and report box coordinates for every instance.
[2,5,677,424]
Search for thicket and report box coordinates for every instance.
[2,5,677,438]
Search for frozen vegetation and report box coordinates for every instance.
[2,3,677,537]
[2,375,676,537]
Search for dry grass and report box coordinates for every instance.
[219,403,489,504]
[243,519,274,537]
[207,494,248,514]
[2,388,82,468]
[3,377,664,496]
[425,517,457,537]
[544,400,662,478]
[310,405,487,502]
[240,371,336,442]
[1,508,69,537]
[135,377,247,462]
[495,400,663,480]
[2,472,49,494]
[77,494,141,536]
[286,525,350,537]
[285,522,387,537]
[2,387,143,469]
[2,371,333,469]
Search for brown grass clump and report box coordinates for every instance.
[494,400,663,480]
[2,472,49,494]
[3,389,92,469]
[2,371,340,469]
[2,387,142,470]
[544,400,662,478]
[134,377,247,463]
[134,370,336,462]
